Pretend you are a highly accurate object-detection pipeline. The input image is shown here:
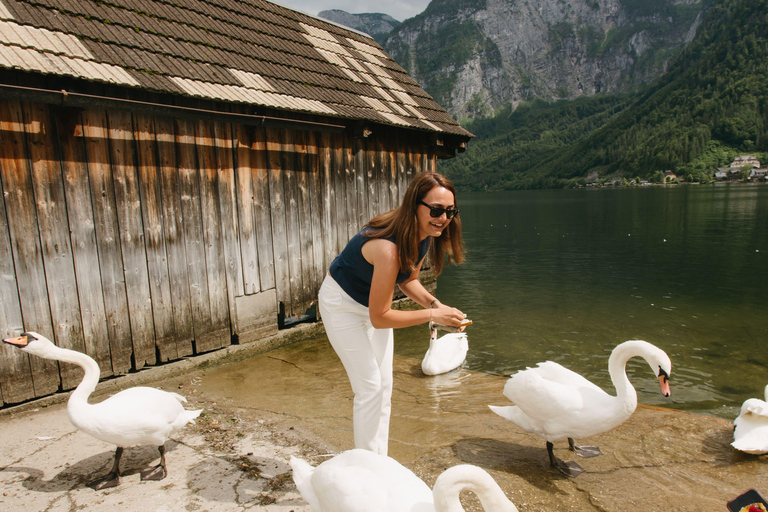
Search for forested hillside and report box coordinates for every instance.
[439,0,768,189]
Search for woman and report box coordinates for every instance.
[318,171,466,455]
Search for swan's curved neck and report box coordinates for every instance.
[607,341,651,409]
[433,466,517,512]
[45,344,100,406]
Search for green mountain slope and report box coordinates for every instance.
[439,0,768,189]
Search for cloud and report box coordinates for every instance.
[273,0,430,22]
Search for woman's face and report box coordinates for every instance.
[416,186,456,239]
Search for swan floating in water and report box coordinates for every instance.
[732,384,768,454]
[422,319,471,376]
[489,339,671,477]
[290,448,517,512]
[421,330,468,376]
[3,332,202,489]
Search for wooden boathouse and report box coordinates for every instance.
[0,0,472,405]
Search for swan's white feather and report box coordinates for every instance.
[732,385,768,454]
[290,449,517,512]
[71,387,201,447]
[489,340,671,443]
[421,332,468,376]
[291,450,432,512]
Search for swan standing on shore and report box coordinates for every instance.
[489,339,671,477]
[3,332,202,489]
[290,448,517,512]
[732,384,768,454]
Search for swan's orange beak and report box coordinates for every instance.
[2,335,29,347]
[658,373,671,397]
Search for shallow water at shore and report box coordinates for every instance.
[187,333,765,512]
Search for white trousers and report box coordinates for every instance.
[318,274,394,456]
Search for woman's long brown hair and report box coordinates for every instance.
[364,171,465,276]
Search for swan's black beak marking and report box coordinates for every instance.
[658,367,671,397]
[2,335,29,347]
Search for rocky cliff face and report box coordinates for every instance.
[382,0,709,120]
[318,10,400,44]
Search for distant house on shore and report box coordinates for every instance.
[0,0,472,405]
[663,171,678,183]
[716,155,765,181]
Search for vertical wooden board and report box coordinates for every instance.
[0,100,59,397]
[24,102,86,390]
[213,122,242,336]
[306,131,326,291]
[318,132,335,272]
[81,109,132,374]
[107,110,155,368]
[331,133,348,254]
[174,119,212,353]
[396,134,408,204]
[133,113,177,362]
[364,137,377,221]
[265,127,290,314]
[154,117,194,357]
[353,138,367,232]
[385,139,395,211]
[376,135,390,214]
[426,148,436,173]
[0,126,33,404]
[234,125,260,295]
[406,144,417,185]
[54,108,113,378]
[413,149,423,180]
[293,131,315,311]
[195,120,229,350]
[250,127,275,291]
[344,136,358,240]
[386,133,399,208]
[280,129,304,318]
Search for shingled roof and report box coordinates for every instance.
[0,0,472,139]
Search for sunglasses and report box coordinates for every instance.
[419,200,459,219]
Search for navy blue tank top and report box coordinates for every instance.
[329,228,430,307]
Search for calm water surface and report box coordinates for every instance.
[396,184,768,419]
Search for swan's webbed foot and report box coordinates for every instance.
[87,472,120,489]
[88,446,123,490]
[553,458,585,477]
[140,445,168,481]
[547,441,584,477]
[568,438,603,458]
[140,464,167,481]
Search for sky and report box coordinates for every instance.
[272,0,431,22]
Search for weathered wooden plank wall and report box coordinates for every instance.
[0,98,436,406]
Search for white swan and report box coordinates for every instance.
[732,384,768,454]
[3,332,202,489]
[421,329,468,376]
[290,448,517,512]
[489,339,671,477]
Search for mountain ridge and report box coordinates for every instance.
[382,0,711,121]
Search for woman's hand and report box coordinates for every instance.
[431,305,467,331]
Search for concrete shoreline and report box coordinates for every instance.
[2,321,767,512]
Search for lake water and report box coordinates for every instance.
[396,184,768,419]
